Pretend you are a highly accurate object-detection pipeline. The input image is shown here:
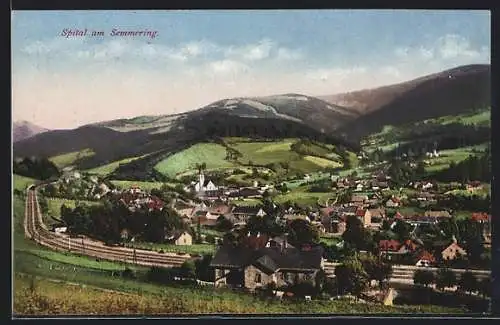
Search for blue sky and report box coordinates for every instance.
[12,10,490,129]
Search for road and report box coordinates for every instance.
[23,185,492,282]
[24,186,193,268]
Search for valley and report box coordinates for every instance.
[12,64,492,315]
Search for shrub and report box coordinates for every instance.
[121,267,137,279]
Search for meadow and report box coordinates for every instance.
[110,180,179,191]
[49,149,95,169]
[154,143,237,178]
[153,138,344,180]
[14,272,464,316]
[86,154,148,175]
[13,174,38,191]
[424,143,489,173]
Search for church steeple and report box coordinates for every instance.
[199,170,205,191]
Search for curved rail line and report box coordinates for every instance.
[24,186,193,268]
[23,185,491,280]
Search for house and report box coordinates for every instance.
[283,214,310,223]
[210,235,324,292]
[129,185,142,194]
[421,182,434,191]
[415,250,436,266]
[339,205,358,218]
[166,231,193,245]
[193,211,218,227]
[385,197,401,208]
[351,195,368,206]
[355,209,372,227]
[378,239,418,261]
[368,208,386,224]
[424,210,451,219]
[416,192,436,202]
[471,212,490,223]
[208,204,233,219]
[147,196,165,211]
[311,221,326,234]
[238,187,263,199]
[355,183,364,192]
[231,206,266,222]
[466,181,483,192]
[440,242,467,261]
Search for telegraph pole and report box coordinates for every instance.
[133,248,137,265]
[68,236,71,251]
[82,237,85,254]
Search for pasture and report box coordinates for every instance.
[49,149,95,169]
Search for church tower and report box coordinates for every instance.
[198,170,205,192]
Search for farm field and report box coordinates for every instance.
[424,143,489,173]
[154,138,345,180]
[13,174,38,191]
[154,143,237,178]
[47,198,101,216]
[49,149,95,169]
[110,180,179,191]
[86,155,147,175]
[274,187,334,207]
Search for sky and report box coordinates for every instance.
[12,10,491,130]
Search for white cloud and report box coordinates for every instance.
[276,47,302,60]
[437,34,482,59]
[208,59,249,75]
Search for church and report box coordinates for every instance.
[185,171,219,198]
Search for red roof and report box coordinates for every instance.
[391,197,401,203]
[379,240,401,252]
[403,239,419,252]
[320,207,335,217]
[356,209,366,217]
[418,250,436,263]
[394,211,403,219]
[471,213,490,222]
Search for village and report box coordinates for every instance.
[37,160,492,307]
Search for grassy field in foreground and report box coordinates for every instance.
[13,174,38,191]
[14,273,465,315]
[86,155,147,175]
[49,149,95,169]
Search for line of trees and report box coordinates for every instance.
[60,200,186,244]
[14,157,60,180]
[413,269,491,298]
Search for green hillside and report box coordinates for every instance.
[49,149,95,169]
[153,138,345,180]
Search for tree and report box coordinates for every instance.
[393,219,412,242]
[435,268,457,291]
[413,269,435,288]
[342,215,368,251]
[287,219,319,246]
[477,277,491,298]
[215,215,233,232]
[179,260,196,279]
[334,256,369,298]
[361,254,393,288]
[194,254,215,282]
[458,271,478,295]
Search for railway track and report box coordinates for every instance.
[24,186,192,268]
[23,186,491,280]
